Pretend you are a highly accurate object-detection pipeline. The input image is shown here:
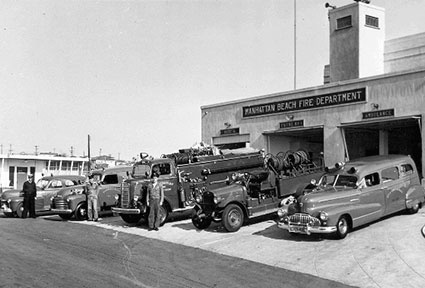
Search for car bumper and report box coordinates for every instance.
[277,221,337,234]
[51,208,73,214]
[111,207,141,214]
[1,204,12,213]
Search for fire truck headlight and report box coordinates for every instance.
[195,194,203,203]
[134,196,139,202]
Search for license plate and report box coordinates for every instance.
[289,225,307,234]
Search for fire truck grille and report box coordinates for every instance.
[53,198,68,210]
[121,183,130,208]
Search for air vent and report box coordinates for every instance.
[336,15,352,30]
[365,15,379,28]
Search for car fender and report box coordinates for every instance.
[8,197,24,211]
[405,185,425,208]
[317,205,354,227]
[65,194,87,211]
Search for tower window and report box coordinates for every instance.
[365,15,379,28]
[336,15,352,30]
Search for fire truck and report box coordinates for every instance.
[111,149,265,225]
[191,150,324,232]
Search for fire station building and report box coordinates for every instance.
[201,2,425,176]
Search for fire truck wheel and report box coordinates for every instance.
[159,205,168,226]
[222,204,244,232]
[59,214,72,220]
[15,203,24,218]
[192,213,212,230]
[74,203,87,221]
[120,213,143,224]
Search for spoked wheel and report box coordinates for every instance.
[74,203,87,221]
[222,204,244,232]
[335,216,350,239]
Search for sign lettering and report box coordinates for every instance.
[220,128,240,135]
[362,109,394,119]
[280,120,304,129]
[242,88,366,118]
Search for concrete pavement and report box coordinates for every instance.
[65,207,425,288]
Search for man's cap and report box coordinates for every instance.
[28,174,34,178]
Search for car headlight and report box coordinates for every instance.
[277,208,287,218]
[114,194,119,200]
[319,211,328,221]
[7,199,11,204]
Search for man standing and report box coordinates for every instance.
[146,173,164,231]
[86,175,100,221]
[22,174,37,218]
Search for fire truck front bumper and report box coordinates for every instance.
[112,207,141,214]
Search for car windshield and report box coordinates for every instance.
[319,174,358,188]
[36,179,49,189]
[334,175,358,188]
[133,164,151,178]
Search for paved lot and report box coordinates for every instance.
[64,207,425,288]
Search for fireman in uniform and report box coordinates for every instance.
[22,174,37,218]
[146,172,164,231]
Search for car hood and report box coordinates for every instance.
[1,189,23,200]
[300,186,357,206]
[55,185,86,198]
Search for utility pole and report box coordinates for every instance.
[35,145,39,155]
[70,146,74,157]
[88,135,91,172]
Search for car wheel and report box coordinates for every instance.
[335,216,349,239]
[15,203,24,218]
[120,213,143,224]
[74,203,87,221]
[192,210,212,230]
[407,202,420,214]
[59,214,72,220]
[222,204,244,232]
[159,204,168,226]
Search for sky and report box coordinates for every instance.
[1,0,425,161]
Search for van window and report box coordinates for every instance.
[381,167,399,182]
[364,173,380,186]
[400,164,413,176]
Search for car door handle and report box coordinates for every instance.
[350,198,359,202]
[380,187,387,189]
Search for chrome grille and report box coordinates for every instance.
[121,182,130,207]
[54,198,68,210]
[288,213,311,225]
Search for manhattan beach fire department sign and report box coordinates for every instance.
[242,88,366,118]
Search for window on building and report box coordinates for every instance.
[49,161,60,170]
[365,15,379,28]
[9,166,15,187]
[72,162,81,171]
[336,15,352,30]
[61,161,71,171]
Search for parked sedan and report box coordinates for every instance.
[1,175,86,218]
[276,155,425,239]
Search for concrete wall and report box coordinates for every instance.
[385,32,425,73]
